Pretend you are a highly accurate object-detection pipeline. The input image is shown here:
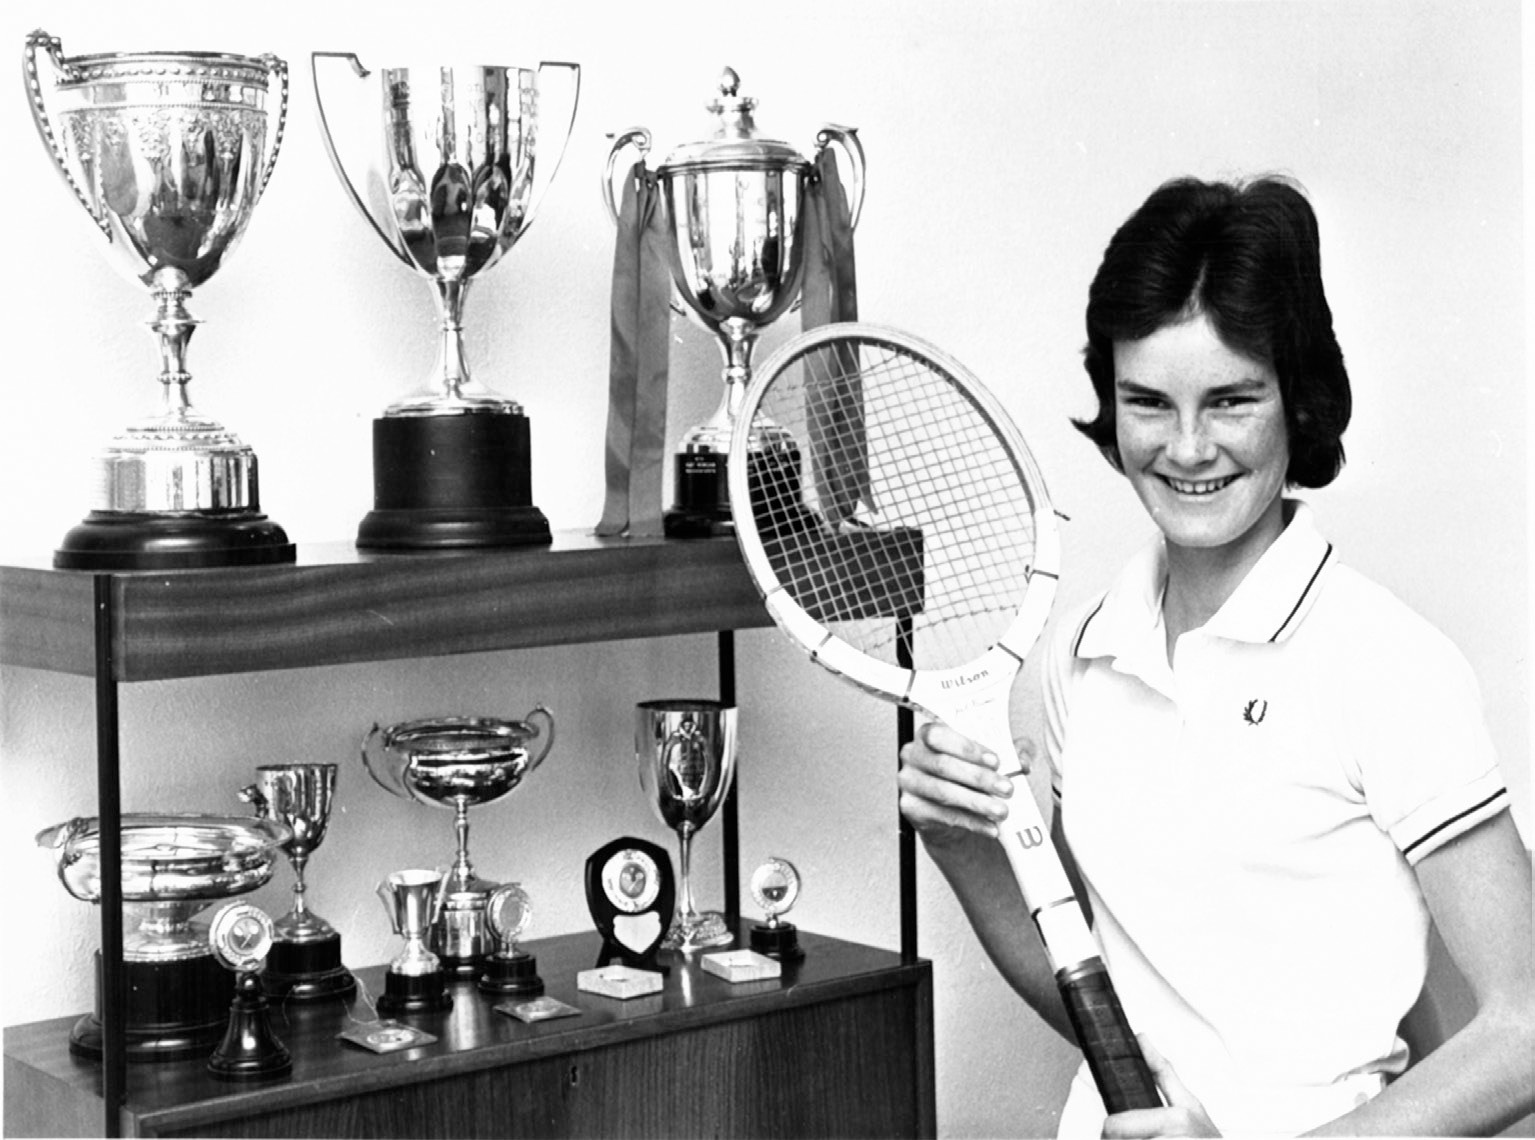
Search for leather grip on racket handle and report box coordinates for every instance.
[1058,961,1161,1113]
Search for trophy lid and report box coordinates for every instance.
[658,67,811,176]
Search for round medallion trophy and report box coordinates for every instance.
[362,709,555,976]
[239,764,356,1001]
[36,814,290,1062]
[604,69,865,537]
[312,52,580,550]
[477,883,543,997]
[23,31,294,570]
[634,699,738,951]
[749,856,805,961]
[206,903,292,1081]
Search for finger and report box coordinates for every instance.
[897,767,1008,837]
[1013,735,1038,776]
[900,739,1014,800]
[916,721,1000,770]
[1138,1035,1199,1110]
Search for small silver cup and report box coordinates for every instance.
[635,699,739,951]
[377,869,450,978]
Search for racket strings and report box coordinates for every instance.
[750,339,1040,671]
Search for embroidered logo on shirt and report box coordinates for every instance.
[1242,699,1269,726]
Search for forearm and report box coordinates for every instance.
[922,828,1077,1042]
[1305,1005,1535,1137]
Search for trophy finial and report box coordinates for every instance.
[718,67,740,97]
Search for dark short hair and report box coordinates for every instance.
[1074,176,1351,488]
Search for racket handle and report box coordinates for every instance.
[1058,961,1161,1113]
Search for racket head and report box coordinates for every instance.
[726,322,1060,711]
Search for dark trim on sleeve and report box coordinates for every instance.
[1402,788,1509,859]
[1073,598,1107,657]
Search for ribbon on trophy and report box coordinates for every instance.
[595,162,673,537]
[801,144,874,527]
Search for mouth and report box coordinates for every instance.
[1157,473,1241,497]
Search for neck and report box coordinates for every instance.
[1162,497,1292,654]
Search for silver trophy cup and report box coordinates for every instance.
[635,699,739,951]
[362,709,555,976]
[376,868,453,1013]
[239,763,356,1001]
[36,813,290,1061]
[604,68,865,537]
[23,30,293,570]
[312,52,580,550]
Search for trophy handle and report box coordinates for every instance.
[522,705,557,773]
[22,29,112,241]
[376,879,403,935]
[815,123,867,229]
[255,54,289,206]
[310,50,413,266]
[525,62,582,234]
[238,783,270,817]
[361,722,415,801]
[601,126,652,226]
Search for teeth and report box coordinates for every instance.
[1166,475,1236,495]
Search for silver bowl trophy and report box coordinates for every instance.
[477,882,542,997]
[634,699,739,952]
[312,52,580,550]
[749,855,804,962]
[23,30,294,570]
[239,764,356,1002]
[604,68,865,538]
[206,902,292,1081]
[36,813,290,1061]
[376,869,453,1014]
[362,709,555,977]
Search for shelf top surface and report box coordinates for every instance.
[0,531,774,681]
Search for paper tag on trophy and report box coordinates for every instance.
[337,1020,438,1054]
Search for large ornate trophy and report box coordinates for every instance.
[312,52,580,550]
[363,709,555,976]
[604,68,865,538]
[36,813,290,1062]
[635,699,738,951]
[239,764,356,1001]
[23,30,294,570]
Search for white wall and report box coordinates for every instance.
[1,3,1526,1137]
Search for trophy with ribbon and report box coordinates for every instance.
[24,31,293,569]
[597,67,866,538]
[313,52,580,549]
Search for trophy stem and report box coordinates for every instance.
[674,826,700,924]
[451,798,474,891]
[150,272,202,421]
[714,319,758,425]
[288,851,311,921]
[434,278,473,403]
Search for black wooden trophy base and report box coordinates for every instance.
[477,951,544,997]
[261,934,357,1003]
[751,921,806,962]
[664,451,732,538]
[376,970,453,1016]
[55,511,295,571]
[359,413,551,550]
[70,951,235,1063]
[207,972,292,1082]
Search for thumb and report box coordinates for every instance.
[1012,735,1038,776]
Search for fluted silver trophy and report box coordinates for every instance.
[240,764,356,1002]
[635,699,738,951]
[312,52,580,550]
[24,30,293,570]
[363,709,555,977]
[604,68,865,537]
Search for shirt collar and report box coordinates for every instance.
[1075,499,1335,662]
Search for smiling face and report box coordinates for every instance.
[1113,312,1290,568]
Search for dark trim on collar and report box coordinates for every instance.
[1268,543,1334,643]
[1073,597,1107,657]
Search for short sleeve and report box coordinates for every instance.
[1344,599,1509,865]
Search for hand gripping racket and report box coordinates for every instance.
[726,322,1159,1113]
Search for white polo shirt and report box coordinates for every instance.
[1043,501,1509,1137]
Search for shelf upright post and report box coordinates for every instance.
[718,629,740,924]
[93,575,125,1138]
[897,615,918,962]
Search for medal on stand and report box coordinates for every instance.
[207,903,292,1081]
[749,857,805,962]
[478,883,544,997]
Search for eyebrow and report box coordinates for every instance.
[1115,376,1274,396]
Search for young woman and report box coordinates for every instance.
[897,177,1534,1137]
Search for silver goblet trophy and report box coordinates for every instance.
[312,52,580,550]
[376,868,453,1014]
[23,30,294,570]
[239,764,356,1001]
[362,709,555,976]
[36,813,290,1062]
[635,699,739,951]
[604,68,865,538]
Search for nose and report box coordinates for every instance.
[1167,411,1217,467]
